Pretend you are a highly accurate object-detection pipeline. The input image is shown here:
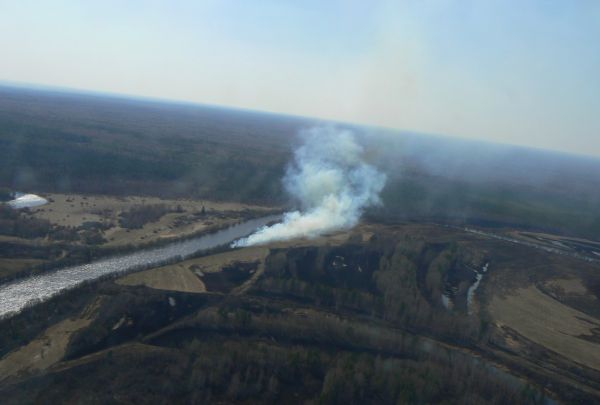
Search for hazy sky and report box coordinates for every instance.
[1,1,599,155]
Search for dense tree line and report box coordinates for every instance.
[118,204,172,229]
[254,237,483,346]
[0,187,11,202]
[0,205,53,239]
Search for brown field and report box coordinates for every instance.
[32,193,269,227]
[545,277,593,295]
[117,266,207,293]
[0,259,46,279]
[117,246,271,294]
[489,285,600,371]
[0,297,102,382]
[28,192,274,247]
[0,192,277,281]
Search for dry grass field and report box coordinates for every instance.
[0,259,45,279]
[29,192,273,247]
[0,191,278,282]
[117,246,271,294]
[545,277,593,295]
[117,266,207,293]
[0,297,102,382]
[489,285,600,371]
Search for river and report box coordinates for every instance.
[0,215,279,319]
[462,227,599,264]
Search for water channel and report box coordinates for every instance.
[0,215,279,318]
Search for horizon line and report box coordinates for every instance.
[1,78,598,161]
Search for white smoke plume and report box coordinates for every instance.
[232,126,386,247]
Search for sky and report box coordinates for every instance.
[1,0,599,156]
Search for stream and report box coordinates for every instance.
[467,262,488,315]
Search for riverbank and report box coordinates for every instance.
[0,215,279,319]
[0,192,282,284]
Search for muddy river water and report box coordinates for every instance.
[0,215,279,319]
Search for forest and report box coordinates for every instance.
[2,86,600,238]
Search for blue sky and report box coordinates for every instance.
[1,1,599,155]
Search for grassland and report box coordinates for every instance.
[30,192,274,246]
[0,296,102,382]
[0,191,276,282]
[117,266,207,293]
[489,285,600,371]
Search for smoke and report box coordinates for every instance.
[232,126,386,247]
